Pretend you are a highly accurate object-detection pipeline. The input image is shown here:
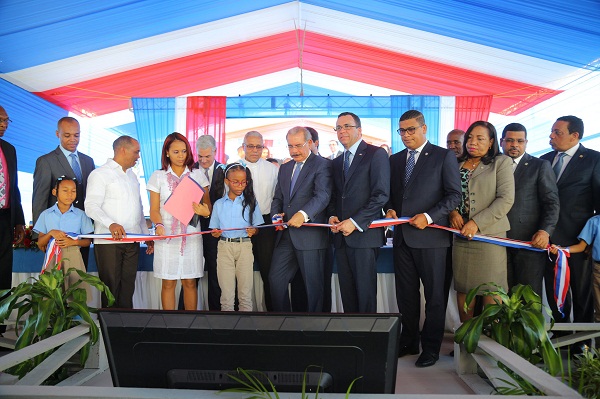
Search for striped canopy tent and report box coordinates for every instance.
[1,0,600,176]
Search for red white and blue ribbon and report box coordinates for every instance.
[60,217,570,311]
[41,237,62,274]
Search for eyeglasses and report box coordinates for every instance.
[244,144,264,150]
[228,179,248,187]
[287,141,308,150]
[502,138,526,144]
[333,124,358,132]
[397,126,422,135]
[0,118,12,125]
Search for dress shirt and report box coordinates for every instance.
[406,140,433,224]
[34,203,93,236]
[0,146,9,209]
[59,145,81,172]
[244,157,278,215]
[552,143,580,181]
[291,153,310,222]
[209,194,263,238]
[85,158,149,244]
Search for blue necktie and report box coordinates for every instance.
[290,162,302,195]
[405,150,417,185]
[553,152,566,180]
[70,153,83,182]
[343,151,351,177]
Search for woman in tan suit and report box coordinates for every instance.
[450,121,514,322]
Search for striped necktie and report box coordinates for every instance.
[70,153,83,182]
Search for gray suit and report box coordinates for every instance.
[506,153,559,296]
[32,146,95,224]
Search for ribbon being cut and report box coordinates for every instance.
[61,217,569,315]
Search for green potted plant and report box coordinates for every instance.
[0,265,114,383]
[454,283,561,377]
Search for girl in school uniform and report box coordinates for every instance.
[147,133,211,311]
[209,163,262,311]
[34,176,94,301]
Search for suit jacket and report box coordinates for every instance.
[192,160,224,231]
[0,139,25,227]
[271,153,332,250]
[389,142,461,248]
[507,153,559,241]
[541,144,600,245]
[459,155,514,235]
[32,146,95,224]
[328,140,390,249]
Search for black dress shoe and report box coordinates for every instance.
[415,352,439,367]
[397,345,419,358]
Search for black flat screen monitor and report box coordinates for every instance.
[98,310,400,394]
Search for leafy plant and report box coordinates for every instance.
[0,265,114,383]
[569,347,600,398]
[454,283,561,376]
[220,366,361,399]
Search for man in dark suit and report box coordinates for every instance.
[179,135,224,310]
[501,123,559,297]
[0,105,26,334]
[386,110,461,368]
[32,117,95,267]
[269,127,332,312]
[32,117,95,224]
[328,112,390,313]
[541,115,600,324]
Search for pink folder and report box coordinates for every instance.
[163,176,205,225]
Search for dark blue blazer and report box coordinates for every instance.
[328,140,390,249]
[0,139,25,227]
[389,142,461,248]
[507,153,559,241]
[271,153,332,250]
[541,144,600,245]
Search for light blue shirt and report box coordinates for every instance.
[59,145,80,171]
[578,215,600,262]
[209,194,263,238]
[34,203,94,236]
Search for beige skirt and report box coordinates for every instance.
[452,234,507,295]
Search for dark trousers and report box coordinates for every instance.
[202,232,221,310]
[545,252,593,323]
[289,237,334,312]
[94,243,140,308]
[335,239,378,313]
[507,247,546,298]
[251,214,276,311]
[444,246,453,311]
[0,209,12,334]
[269,230,325,312]
[394,244,447,354]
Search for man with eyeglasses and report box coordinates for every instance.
[242,131,279,310]
[386,110,461,367]
[0,105,26,334]
[32,116,95,266]
[500,123,559,298]
[269,126,332,312]
[328,112,390,313]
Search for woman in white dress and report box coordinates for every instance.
[147,133,211,310]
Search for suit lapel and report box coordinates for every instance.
[290,154,315,199]
[513,153,530,180]
[558,145,585,184]
[404,142,431,189]
[344,140,367,185]
[54,147,73,176]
